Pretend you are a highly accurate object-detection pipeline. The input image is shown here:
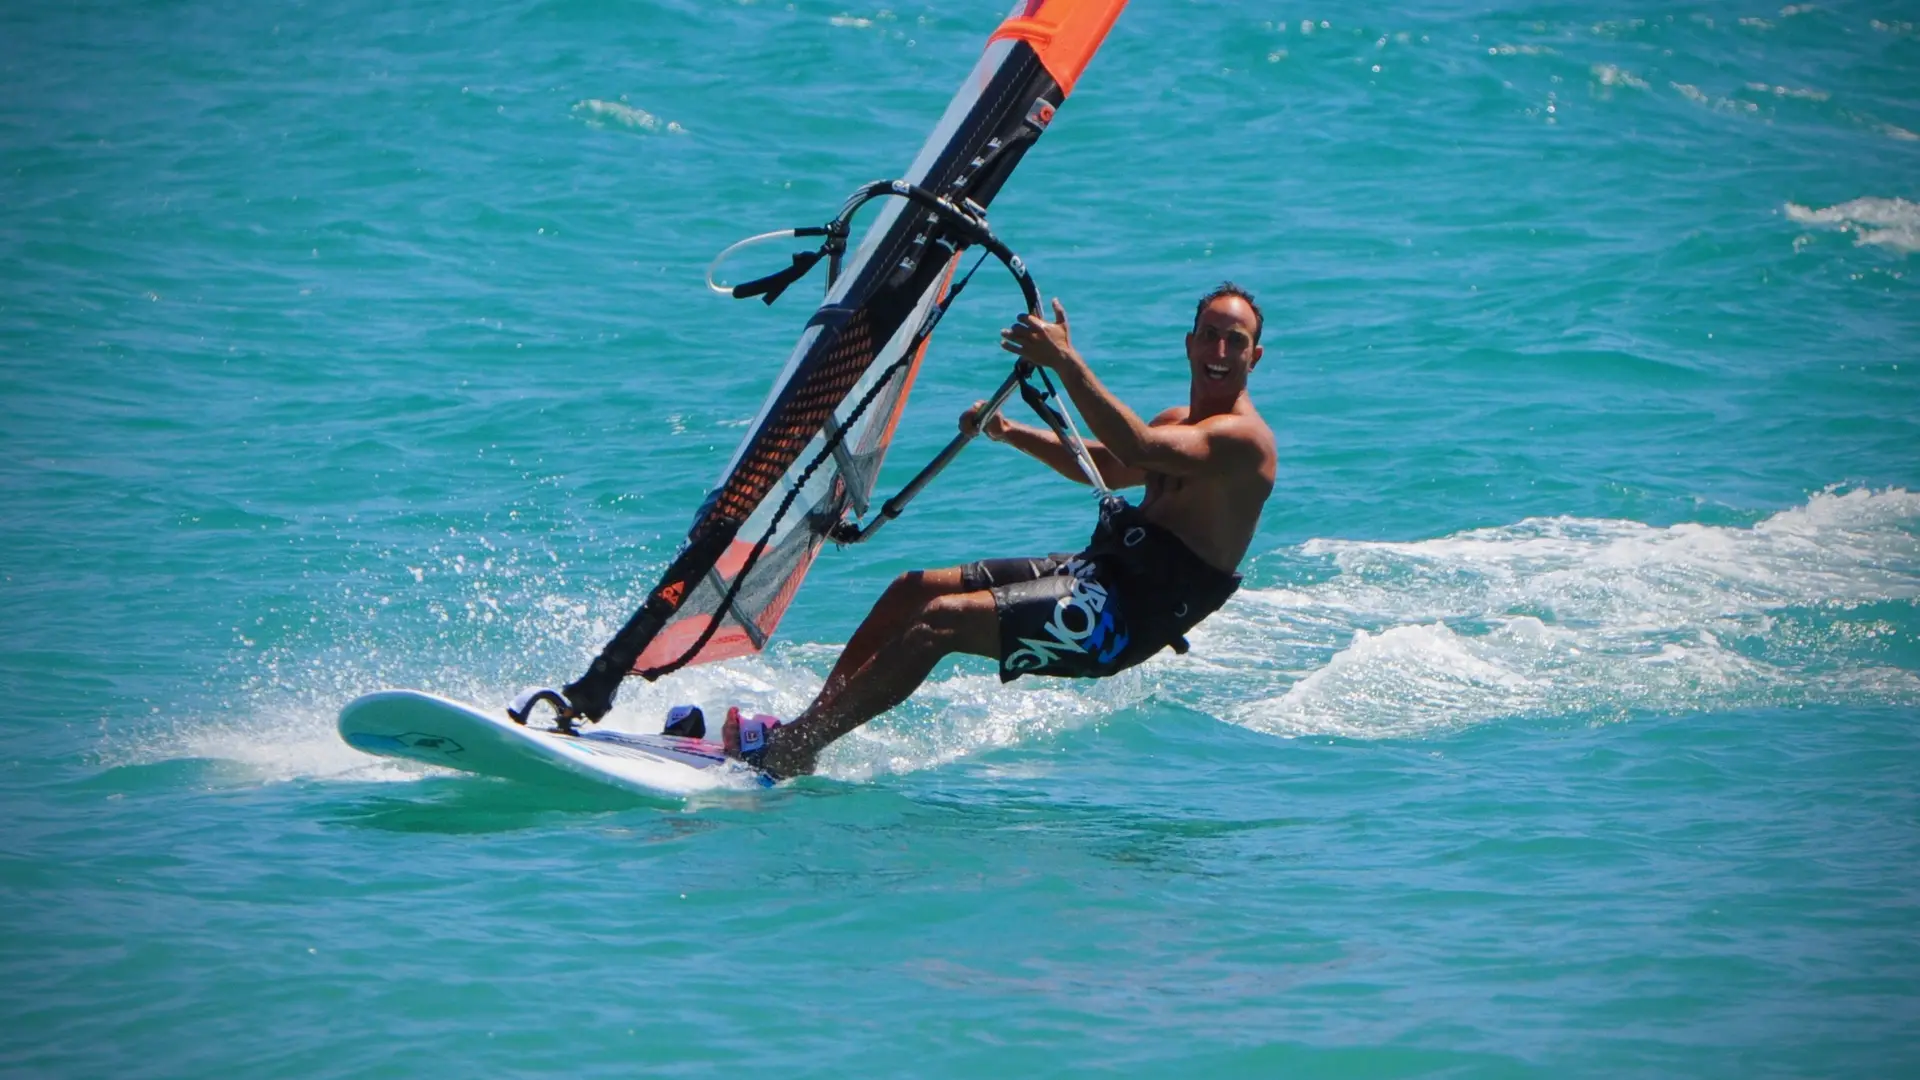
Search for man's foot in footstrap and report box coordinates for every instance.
[721,706,791,781]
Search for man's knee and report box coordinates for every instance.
[904,593,998,659]
[883,567,972,608]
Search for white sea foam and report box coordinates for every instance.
[1745,81,1829,101]
[105,702,426,784]
[813,668,1149,782]
[570,98,686,134]
[1786,197,1920,253]
[1671,82,1711,106]
[1590,64,1650,91]
[1192,487,1920,739]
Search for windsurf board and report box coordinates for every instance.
[337,689,773,796]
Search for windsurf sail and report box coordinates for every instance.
[561,0,1129,721]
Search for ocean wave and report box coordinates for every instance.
[1194,487,1920,738]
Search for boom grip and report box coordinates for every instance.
[830,364,1029,545]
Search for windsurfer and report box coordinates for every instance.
[728,283,1277,777]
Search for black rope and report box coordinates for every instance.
[639,251,995,681]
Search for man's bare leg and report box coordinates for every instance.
[815,568,970,696]
[744,589,1001,778]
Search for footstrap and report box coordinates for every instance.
[731,709,785,776]
[507,687,581,735]
[737,713,778,753]
[663,704,707,739]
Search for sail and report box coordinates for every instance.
[628,260,955,673]
[564,0,1129,718]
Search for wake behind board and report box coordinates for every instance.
[338,690,772,796]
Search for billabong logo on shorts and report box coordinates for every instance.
[1005,558,1129,672]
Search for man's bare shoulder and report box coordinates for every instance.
[1197,406,1275,450]
[1143,403,1273,476]
[1187,409,1275,484]
[1149,403,1269,440]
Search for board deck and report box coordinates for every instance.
[338,689,773,796]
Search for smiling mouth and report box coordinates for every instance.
[1204,364,1230,380]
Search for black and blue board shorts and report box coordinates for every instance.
[960,499,1241,682]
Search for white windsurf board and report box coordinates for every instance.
[338,689,772,796]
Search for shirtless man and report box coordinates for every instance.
[727,282,1277,777]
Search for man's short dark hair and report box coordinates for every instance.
[1193,282,1264,345]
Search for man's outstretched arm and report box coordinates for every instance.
[959,402,1147,489]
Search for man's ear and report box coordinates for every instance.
[1249,343,1265,370]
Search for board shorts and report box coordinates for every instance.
[959,498,1241,682]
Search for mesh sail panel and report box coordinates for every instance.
[630,262,954,672]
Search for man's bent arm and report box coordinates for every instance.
[1047,353,1256,477]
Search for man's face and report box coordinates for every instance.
[1186,295,1264,404]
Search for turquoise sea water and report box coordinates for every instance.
[4,0,1918,1074]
